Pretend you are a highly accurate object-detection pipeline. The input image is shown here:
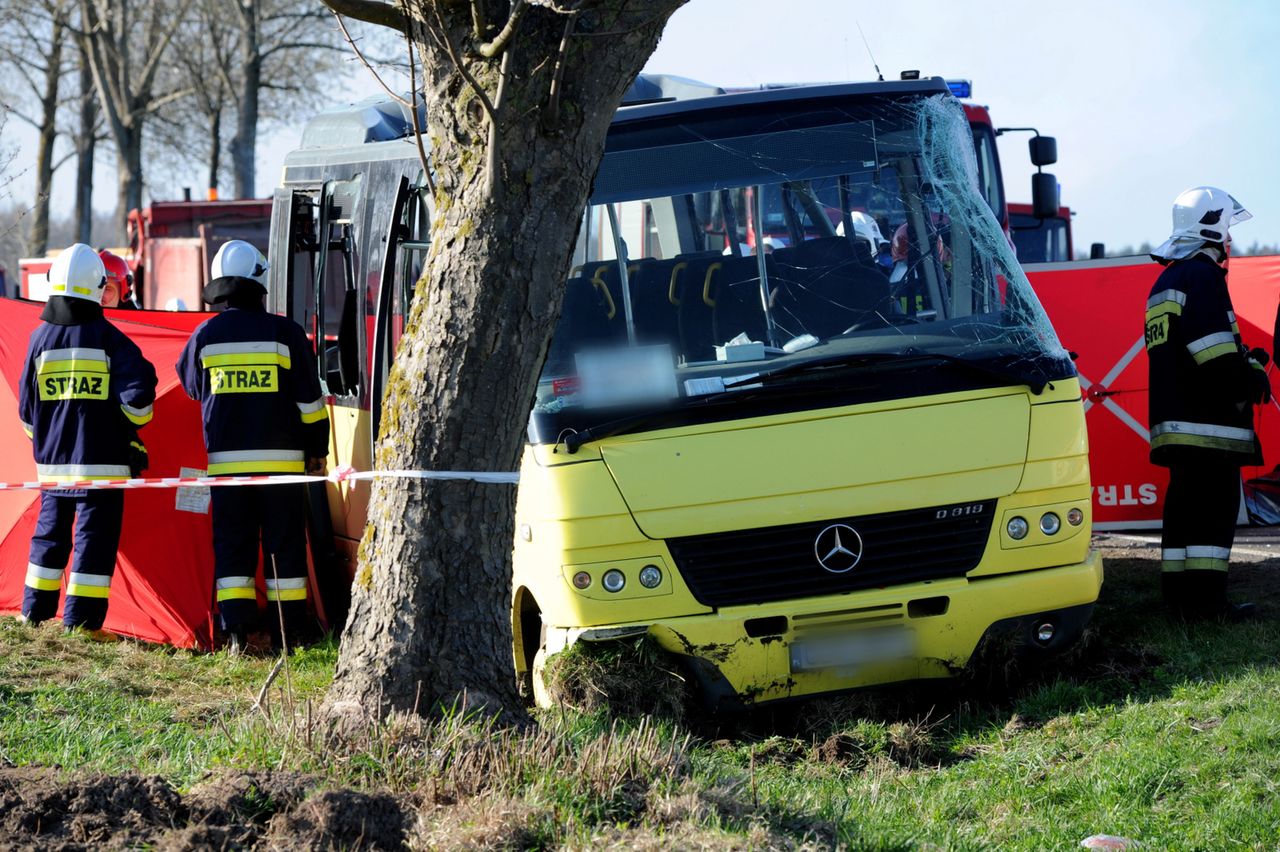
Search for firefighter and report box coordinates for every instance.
[18,243,157,636]
[176,240,329,654]
[98,250,137,309]
[1146,186,1267,621]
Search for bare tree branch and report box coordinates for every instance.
[476,0,526,58]
[331,11,411,108]
[425,0,496,127]
[403,13,435,196]
[317,0,404,30]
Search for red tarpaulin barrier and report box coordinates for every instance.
[0,301,218,647]
[1029,254,1280,529]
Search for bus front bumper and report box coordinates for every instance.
[579,550,1103,710]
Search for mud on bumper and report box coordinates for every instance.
[642,550,1103,712]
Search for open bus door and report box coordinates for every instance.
[271,185,360,635]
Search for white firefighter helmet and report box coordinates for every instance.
[1152,186,1251,262]
[210,240,270,285]
[836,211,889,257]
[47,243,107,303]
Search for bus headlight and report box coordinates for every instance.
[1007,517,1029,540]
[638,565,662,589]
[572,571,592,590]
[602,570,626,593]
[1039,513,1061,536]
[1067,508,1084,526]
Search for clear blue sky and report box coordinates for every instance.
[9,0,1279,253]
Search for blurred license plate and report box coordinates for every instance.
[790,628,915,673]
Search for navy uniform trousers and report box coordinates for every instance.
[23,490,124,629]
[212,483,310,635]
[1160,461,1240,619]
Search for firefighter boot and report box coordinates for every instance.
[1161,571,1187,620]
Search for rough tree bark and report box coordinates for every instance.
[318,0,686,721]
[74,43,97,245]
[229,0,260,198]
[78,0,189,233]
[28,17,64,256]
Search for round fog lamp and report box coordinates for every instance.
[572,571,592,590]
[1067,507,1084,527]
[602,569,626,593]
[638,564,663,589]
[1007,517,1029,540]
[1036,622,1055,644]
[1040,513,1062,536]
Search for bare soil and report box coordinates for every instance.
[0,766,410,851]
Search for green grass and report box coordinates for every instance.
[2,557,1280,849]
[0,622,335,787]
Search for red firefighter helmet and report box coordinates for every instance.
[890,217,953,265]
[98,250,132,304]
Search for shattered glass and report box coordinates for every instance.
[529,92,1076,446]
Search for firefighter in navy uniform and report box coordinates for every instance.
[18,243,157,636]
[1146,187,1267,621]
[176,240,329,654]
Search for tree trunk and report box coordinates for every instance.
[116,125,144,235]
[208,108,222,197]
[230,0,259,199]
[74,44,97,245]
[324,1,685,722]
[29,20,65,256]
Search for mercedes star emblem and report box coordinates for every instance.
[813,524,863,574]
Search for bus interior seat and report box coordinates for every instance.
[546,271,621,375]
[772,236,891,338]
[712,255,776,346]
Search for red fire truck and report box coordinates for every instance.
[18,198,271,309]
[1009,203,1074,263]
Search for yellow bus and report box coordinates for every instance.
[273,75,1101,711]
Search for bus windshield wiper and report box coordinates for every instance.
[725,350,1049,394]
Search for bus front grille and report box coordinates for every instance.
[666,500,997,608]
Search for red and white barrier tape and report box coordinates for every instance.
[0,464,520,492]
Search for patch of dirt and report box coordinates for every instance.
[0,766,410,851]
[811,731,869,769]
[0,766,182,849]
[267,789,410,851]
[542,636,693,722]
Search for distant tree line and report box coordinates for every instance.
[0,0,391,263]
[1074,241,1280,261]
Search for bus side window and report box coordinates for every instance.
[392,187,430,356]
[312,179,363,401]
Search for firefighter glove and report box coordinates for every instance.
[128,440,149,478]
[1249,347,1270,367]
[1250,366,1272,405]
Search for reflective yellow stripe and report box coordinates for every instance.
[70,286,94,296]
[49,283,66,292]
[121,404,153,426]
[300,407,329,424]
[206,460,306,475]
[202,352,292,369]
[1145,303,1183,321]
[265,588,307,601]
[25,576,62,591]
[66,583,109,599]
[1185,558,1229,571]
[216,587,258,601]
[1150,432,1255,453]
[1191,342,1240,365]
[1161,560,1185,574]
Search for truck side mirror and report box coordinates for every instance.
[1031,173,1060,219]
[1090,242,1106,260]
[1029,135,1058,167]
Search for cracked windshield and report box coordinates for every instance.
[530,93,1074,446]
